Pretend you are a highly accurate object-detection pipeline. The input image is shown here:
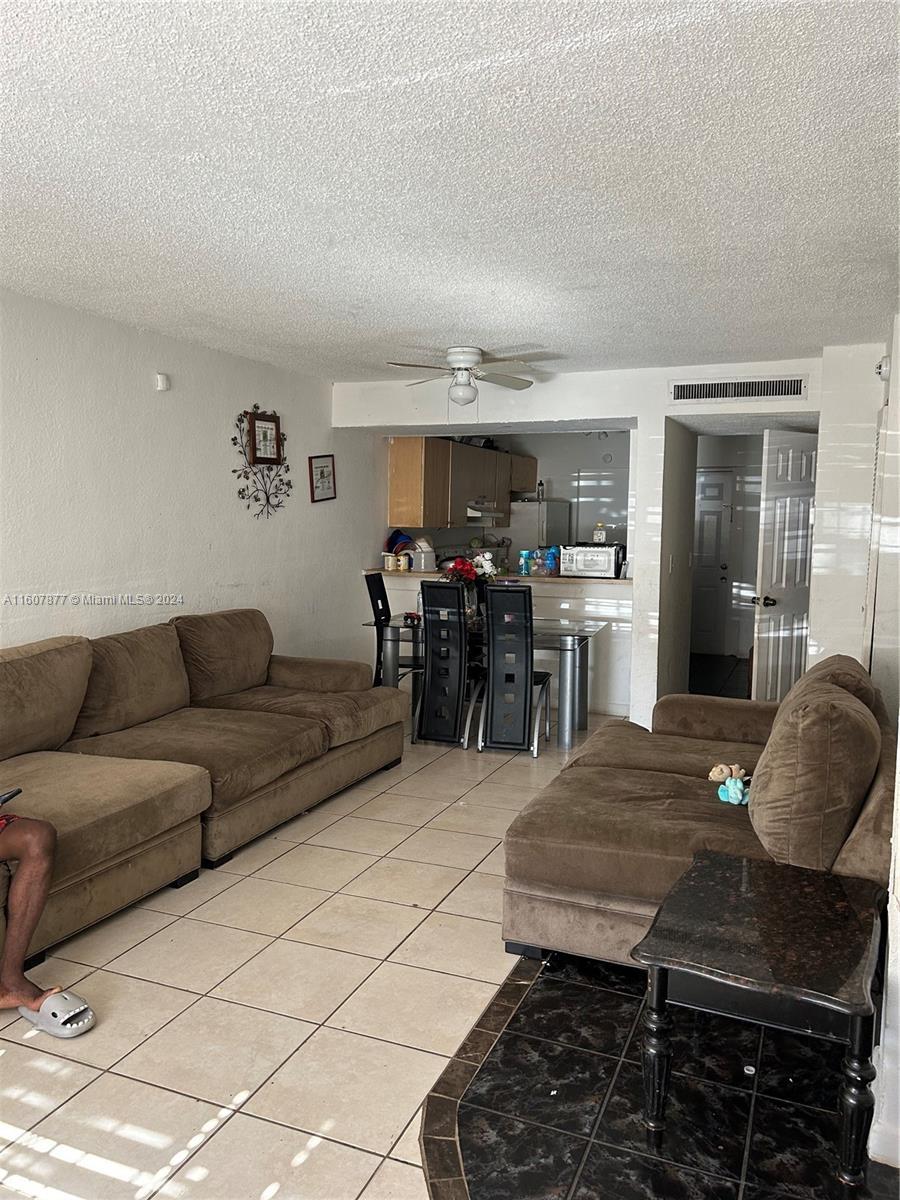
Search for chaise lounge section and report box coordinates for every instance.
[503,655,895,965]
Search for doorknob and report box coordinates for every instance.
[762,595,777,607]
[719,562,728,571]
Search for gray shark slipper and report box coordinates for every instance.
[18,990,95,1038]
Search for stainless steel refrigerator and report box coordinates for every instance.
[494,500,571,560]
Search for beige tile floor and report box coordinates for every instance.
[0,721,594,1200]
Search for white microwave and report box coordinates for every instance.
[560,544,625,578]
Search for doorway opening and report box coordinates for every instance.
[689,435,762,698]
[678,420,819,702]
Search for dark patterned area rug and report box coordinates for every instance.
[421,952,899,1200]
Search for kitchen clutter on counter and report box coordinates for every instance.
[384,529,437,571]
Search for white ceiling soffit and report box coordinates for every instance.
[1,1,897,380]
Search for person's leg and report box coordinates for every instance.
[0,817,59,1011]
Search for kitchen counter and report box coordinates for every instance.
[367,569,632,584]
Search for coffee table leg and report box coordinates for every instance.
[837,1013,876,1185]
[641,966,673,1131]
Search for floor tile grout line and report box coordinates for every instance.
[458,1098,592,1143]
[587,1131,746,1186]
[493,1025,637,1062]
[563,997,646,1198]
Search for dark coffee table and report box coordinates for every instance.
[631,850,886,1187]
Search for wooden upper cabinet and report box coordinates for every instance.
[509,453,538,493]
[448,441,490,526]
[492,452,512,523]
[388,437,451,526]
[388,438,522,528]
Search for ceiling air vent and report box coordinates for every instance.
[670,377,807,403]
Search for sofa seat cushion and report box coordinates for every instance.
[198,685,408,748]
[567,720,765,780]
[505,766,770,904]
[749,681,881,871]
[0,751,210,882]
[64,707,328,812]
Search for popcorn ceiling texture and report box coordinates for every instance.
[1,0,896,380]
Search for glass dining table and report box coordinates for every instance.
[363,613,607,751]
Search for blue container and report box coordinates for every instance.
[517,550,532,577]
[545,545,560,575]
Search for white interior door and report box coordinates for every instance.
[752,430,817,700]
[691,470,733,655]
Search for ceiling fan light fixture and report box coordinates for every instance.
[448,370,478,406]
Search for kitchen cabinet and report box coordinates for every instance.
[493,451,512,523]
[448,441,494,525]
[388,437,451,527]
[388,437,521,528]
[509,453,538,493]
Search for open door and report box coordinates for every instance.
[751,430,817,700]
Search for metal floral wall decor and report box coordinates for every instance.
[232,404,293,518]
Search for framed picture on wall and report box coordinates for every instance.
[247,411,282,465]
[308,453,337,502]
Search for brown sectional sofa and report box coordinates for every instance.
[0,609,406,957]
[503,655,895,966]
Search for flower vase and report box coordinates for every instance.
[464,583,479,626]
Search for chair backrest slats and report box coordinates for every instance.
[483,584,534,751]
[365,572,392,626]
[364,572,392,687]
[419,580,468,743]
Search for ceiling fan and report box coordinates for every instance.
[386,346,535,406]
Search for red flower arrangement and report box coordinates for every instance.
[442,556,478,584]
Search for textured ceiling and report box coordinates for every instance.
[2,1,897,380]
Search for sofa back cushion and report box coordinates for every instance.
[172,609,274,702]
[750,681,881,870]
[72,623,191,738]
[0,636,92,759]
[780,654,876,714]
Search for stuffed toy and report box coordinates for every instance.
[708,763,750,805]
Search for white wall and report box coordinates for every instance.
[0,290,388,663]
[871,317,899,715]
[657,419,698,695]
[868,314,899,1168]
[335,347,886,724]
[807,344,890,666]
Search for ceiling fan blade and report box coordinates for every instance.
[478,372,534,391]
[386,360,448,372]
[478,359,534,375]
[405,377,443,388]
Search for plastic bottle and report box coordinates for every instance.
[518,550,532,577]
[536,479,545,502]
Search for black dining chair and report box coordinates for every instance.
[417,580,478,744]
[476,583,552,757]
[364,572,424,723]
